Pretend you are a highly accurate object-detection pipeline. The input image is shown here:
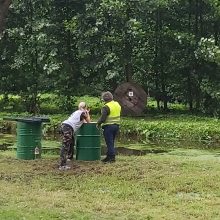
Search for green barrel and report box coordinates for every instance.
[76,123,101,161]
[16,121,42,160]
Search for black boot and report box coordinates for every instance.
[101,155,115,163]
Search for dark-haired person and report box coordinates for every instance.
[59,102,91,170]
[97,91,121,163]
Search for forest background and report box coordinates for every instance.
[0,2,220,219]
[0,0,220,117]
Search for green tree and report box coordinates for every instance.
[0,0,11,36]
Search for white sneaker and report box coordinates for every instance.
[59,165,71,171]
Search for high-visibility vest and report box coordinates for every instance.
[103,101,121,125]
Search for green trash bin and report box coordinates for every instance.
[3,117,50,160]
[16,120,42,160]
[76,122,101,161]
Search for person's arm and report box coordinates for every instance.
[80,111,91,123]
[97,106,110,126]
[85,110,91,123]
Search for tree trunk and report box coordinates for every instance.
[194,0,202,110]
[124,5,133,82]
[187,0,193,111]
[214,20,219,44]
[154,7,167,110]
[187,72,193,111]
[154,8,160,110]
[0,0,11,36]
[158,11,167,111]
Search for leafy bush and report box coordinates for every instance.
[39,94,102,114]
[0,95,25,112]
[74,95,102,115]
[39,94,65,114]
[120,115,220,143]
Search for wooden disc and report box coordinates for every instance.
[114,82,147,116]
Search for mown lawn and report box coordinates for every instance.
[0,149,220,220]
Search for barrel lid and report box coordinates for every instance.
[3,116,50,123]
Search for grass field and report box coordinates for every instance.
[0,148,219,220]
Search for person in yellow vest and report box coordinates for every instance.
[97,91,121,163]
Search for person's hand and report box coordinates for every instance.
[96,123,101,130]
[86,108,90,113]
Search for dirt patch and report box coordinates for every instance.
[28,158,106,176]
[116,147,168,155]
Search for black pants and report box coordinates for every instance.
[60,124,74,166]
[103,124,119,157]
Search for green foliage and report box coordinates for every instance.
[0,94,102,115]
[74,95,102,115]
[120,115,220,143]
[1,94,220,143]
[0,0,220,115]
[0,95,25,112]
[195,37,220,64]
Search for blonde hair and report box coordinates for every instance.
[78,102,87,109]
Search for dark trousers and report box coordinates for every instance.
[60,124,74,166]
[103,124,119,157]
